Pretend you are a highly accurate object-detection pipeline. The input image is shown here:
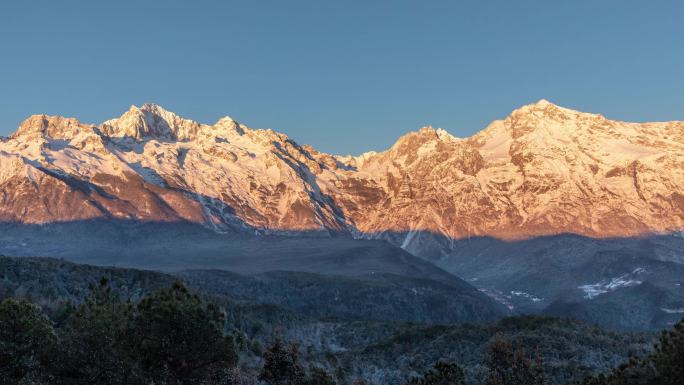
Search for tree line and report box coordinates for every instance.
[1,278,682,385]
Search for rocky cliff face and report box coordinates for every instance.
[2,100,683,250]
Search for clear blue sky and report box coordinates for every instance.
[1,1,682,154]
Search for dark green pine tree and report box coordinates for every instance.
[486,334,515,385]
[259,338,306,385]
[306,366,337,385]
[485,334,546,385]
[129,281,239,385]
[579,318,684,385]
[650,318,684,385]
[56,277,142,385]
[0,298,57,385]
[407,361,467,385]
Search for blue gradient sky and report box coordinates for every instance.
[1,1,682,154]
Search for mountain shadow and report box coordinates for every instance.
[368,230,684,330]
[0,220,508,323]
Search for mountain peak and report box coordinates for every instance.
[138,102,174,116]
[100,103,204,141]
[513,99,563,114]
[533,98,553,107]
[498,99,609,140]
[210,116,245,137]
[12,114,95,139]
[509,99,601,120]
[140,102,162,110]
[392,126,458,147]
[383,126,461,161]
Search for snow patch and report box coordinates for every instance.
[510,290,543,303]
[579,268,646,299]
[661,308,684,314]
[478,288,543,310]
[435,128,458,142]
[129,162,166,187]
[400,229,418,249]
[479,288,514,311]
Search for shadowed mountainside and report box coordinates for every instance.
[0,221,507,322]
[405,231,684,330]
[2,220,683,330]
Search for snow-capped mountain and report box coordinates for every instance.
[0,103,346,233]
[2,100,683,248]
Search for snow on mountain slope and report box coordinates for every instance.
[1,100,683,248]
[0,105,346,233]
[324,100,684,248]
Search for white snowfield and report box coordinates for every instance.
[1,100,684,250]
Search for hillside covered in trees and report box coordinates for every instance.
[1,256,682,384]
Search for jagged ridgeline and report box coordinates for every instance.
[1,100,683,239]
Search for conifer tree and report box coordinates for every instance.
[651,318,684,385]
[130,281,238,385]
[259,338,306,385]
[485,334,546,385]
[0,298,56,385]
[407,361,467,385]
[56,277,141,385]
[580,318,684,385]
[306,366,337,385]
